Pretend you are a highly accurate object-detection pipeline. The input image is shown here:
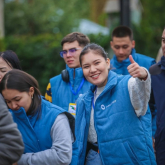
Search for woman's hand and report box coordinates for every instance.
[127,55,148,80]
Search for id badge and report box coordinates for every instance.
[68,103,76,117]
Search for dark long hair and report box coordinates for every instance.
[0,50,22,69]
[0,69,41,117]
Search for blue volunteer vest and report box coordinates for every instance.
[75,71,156,165]
[50,65,91,111]
[11,98,70,153]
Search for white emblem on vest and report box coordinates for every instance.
[101,104,105,110]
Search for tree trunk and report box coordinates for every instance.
[90,0,107,23]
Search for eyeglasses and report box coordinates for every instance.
[60,48,82,58]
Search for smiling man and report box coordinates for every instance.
[45,32,91,116]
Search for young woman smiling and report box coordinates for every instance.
[75,43,156,165]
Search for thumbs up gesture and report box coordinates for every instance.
[127,55,148,80]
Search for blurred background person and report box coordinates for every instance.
[110,26,155,74]
[110,26,157,139]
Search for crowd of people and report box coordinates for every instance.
[0,25,165,165]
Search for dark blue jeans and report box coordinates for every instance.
[85,149,103,165]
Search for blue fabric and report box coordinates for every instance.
[150,57,165,164]
[10,98,67,153]
[50,65,91,111]
[70,140,79,165]
[75,71,156,165]
[110,48,157,138]
[110,48,156,75]
[85,149,102,165]
[10,98,78,165]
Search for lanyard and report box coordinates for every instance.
[92,88,97,110]
[69,78,85,95]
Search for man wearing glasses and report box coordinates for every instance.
[45,32,91,116]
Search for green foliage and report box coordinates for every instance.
[88,33,110,51]
[4,34,65,94]
[4,0,90,35]
[0,39,6,52]
[133,1,165,59]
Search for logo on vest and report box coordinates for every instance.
[101,104,105,110]
[79,94,82,97]
[100,100,116,110]
[106,100,116,108]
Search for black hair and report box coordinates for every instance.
[0,50,22,70]
[61,32,90,47]
[111,26,133,40]
[0,69,41,118]
[79,43,108,66]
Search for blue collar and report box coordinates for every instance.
[11,107,27,118]
[112,48,136,67]
[87,71,118,99]
[66,65,84,82]
[69,77,85,95]
[11,107,38,127]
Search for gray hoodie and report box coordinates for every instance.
[0,94,24,165]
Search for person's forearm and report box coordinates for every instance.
[128,69,151,117]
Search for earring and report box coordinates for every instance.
[32,96,33,99]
